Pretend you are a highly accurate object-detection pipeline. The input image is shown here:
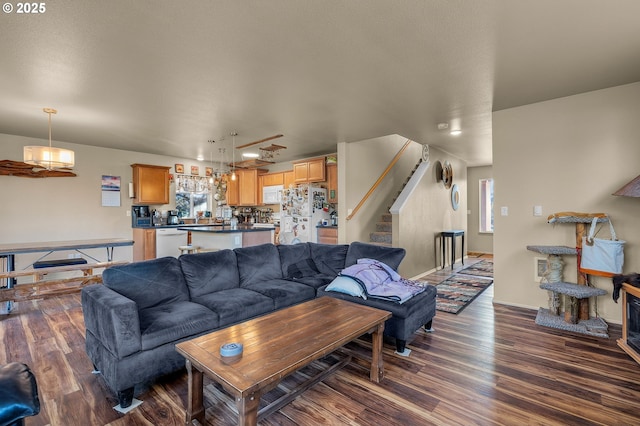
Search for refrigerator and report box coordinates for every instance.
[279,185,330,244]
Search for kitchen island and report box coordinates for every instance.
[178,224,275,250]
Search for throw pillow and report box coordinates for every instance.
[325,276,367,299]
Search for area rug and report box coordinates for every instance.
[435,274,493,314]
[457,259,493,278]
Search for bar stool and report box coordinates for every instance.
[178,245,200,255]
[0,362,40,426]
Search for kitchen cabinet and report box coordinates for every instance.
[226,174,239,206]
[293,157,325,183]
[283,170,295,188]
[317,227,338,244]
[238,169,264,206]
[131,164,170,205]
[326,163,337,203]
[133,228,156,261]
[261,172,284,186]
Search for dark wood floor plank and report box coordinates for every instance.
[2,256,640,425]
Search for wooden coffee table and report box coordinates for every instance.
[175,296,392,426]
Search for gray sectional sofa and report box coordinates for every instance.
[81,241,437,408]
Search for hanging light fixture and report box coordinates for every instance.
[230,131,237,181]
[24,108,75,169]
[208,140,215,184]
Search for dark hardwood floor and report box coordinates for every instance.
[3,256,640,425]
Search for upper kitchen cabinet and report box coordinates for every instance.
[131,164,170,205]
[226,174,239,205]
[283,170,295,188]
[261,172,284,186]
[326,163,337,203]
[237,169,267,206]
[293,157,326,183]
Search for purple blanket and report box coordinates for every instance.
[339,258,426,303]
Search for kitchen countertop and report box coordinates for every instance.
[132,223,214,229]
[178,225,275,233]
[316,225,338,228]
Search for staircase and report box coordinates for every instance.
[369,213,393,246]
[368,157,426,246]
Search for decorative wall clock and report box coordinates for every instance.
[422,144,430,162]
[442,161,453,189]
[451,184,460,210]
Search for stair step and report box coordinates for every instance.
[381,214,392,222]
[376,222,392,232]
[368,242,392,247]
[370,232,392,244]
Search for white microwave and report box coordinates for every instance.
[262,185,283,204]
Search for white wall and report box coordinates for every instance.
[493,82,640,324]
[467,165,493,254]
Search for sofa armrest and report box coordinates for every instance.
[81,284,142,359]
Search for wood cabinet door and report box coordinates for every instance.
[317,227,338,244]
[262,173,284,186]
[293,162,308,183]
[133,228,156,261]
[238,169,258,206]
[283,170,295,188]
[132,164,170,204]
[326,164,337,203]
[307,158,326,182]
[226,174,239,206]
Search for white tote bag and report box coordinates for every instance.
[580,217,625,277]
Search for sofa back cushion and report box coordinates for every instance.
[234,243,283,286]
[309,243,349,277]
[277,243,313,278]
[102,256,190,310]
[345,241,406,270]
[179,249,240,298]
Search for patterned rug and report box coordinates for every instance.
[457,259,493,278]
[435,274,493,314]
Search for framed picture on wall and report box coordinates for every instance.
[205,167,213,177]
[175,164,184,174]
[191,165,199,176]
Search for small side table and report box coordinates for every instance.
[441,230,465,268]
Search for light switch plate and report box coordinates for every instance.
[501,206,509,216]
[533,205,542,216]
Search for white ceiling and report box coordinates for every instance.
[2,1,640,167]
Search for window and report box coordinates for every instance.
[176,192,209,219]
[175,174,211,218]
[479,178,494,233]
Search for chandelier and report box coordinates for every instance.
[24,108,75,169]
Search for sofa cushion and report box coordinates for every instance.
[309,243,348,277]
[293,274,336,290]
[192,288,275,328]
[345,241,406,270]
[242,279,316,309]
[139,301,219,351]
[235,244,283,285]
[102,257,189,310]
[277,243,312,278]
[180,249,240,298]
